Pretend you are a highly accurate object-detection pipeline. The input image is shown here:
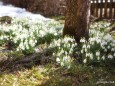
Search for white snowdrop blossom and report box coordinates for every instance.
[102,56,105,60]
[89,54,93,60]
[39,30,45,37]
[56,58,60,63]
[107,46,110,49]
[80,38,86,43]
[108,55,113,59]
[83,59,87,63]
[87,45,90,49]
[114,53,115,57]
[83,44,86,49]
[111,48,115,51]
[101,41,107,46]
[97,56,100,60]
[96,52,100,56]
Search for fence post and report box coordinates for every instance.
[104,0,108,18]
[100,0,103,18]
[95,0,99,17]
[109,0,113,19]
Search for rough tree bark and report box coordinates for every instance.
[63,0,90,43]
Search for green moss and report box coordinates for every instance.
[0,16,12,24]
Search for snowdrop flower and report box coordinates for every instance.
[104,49,107,52]
[16,48,20,51]
[86,53,90,57]
[71,43,76,48]
[96,39,101,43]
[25,44,29,49]
[89,54,93,60]
[35,48,39,52]
[87,45,90,48]
[83,59,87,63]
[61,62,64,66]
[114,53,115,57]
[57,43,60,47]
[20,45,25,50]
[96,51,100,56]
[103,34,112,42]
[69,48,73,54]
[97,56,100,60]
[81,50,83,53]
[101,41,107,46]
[111,48,115,51]
[80,38,85,43]
[54,33,57,36]
[34,40,37,44]
[107,46,110,49]
[57,53,61,57]
[67,65,71,69]
[60,49,64,54]
[19,34,27,39]
[65,52,68,55]
[56,58,60,63]
[57,39,61,43]
[0,36,4,40]
[89,38,93,42]
[63,56,69,61]
[102,56,105,60]
[29,39,33,44]
[85,48,87,52]
[83,44,86,48]
[108,55,113,59]
[39,30,45,36]
[64,37,74,42]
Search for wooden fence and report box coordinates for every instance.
[91,0,115,19]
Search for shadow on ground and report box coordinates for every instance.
[0,47,54,74]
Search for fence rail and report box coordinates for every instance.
[91,0,115,19]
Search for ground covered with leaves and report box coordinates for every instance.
[0,16,115,86]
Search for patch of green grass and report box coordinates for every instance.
[0,16,12,24]
[0,61,115,86]
[7,51,25,61]
[0,66,48,86]
[41,63,115,86]
[51,16,65,20]
[51,16,65,24]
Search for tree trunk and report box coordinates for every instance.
[63,0,90,43]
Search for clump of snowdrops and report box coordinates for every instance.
[77,21,115,64]
[49,36,77,68]
[0,18,114,68]
[49,21,115,68]
[0,17,63,54]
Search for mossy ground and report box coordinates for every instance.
[0,50,115,86]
